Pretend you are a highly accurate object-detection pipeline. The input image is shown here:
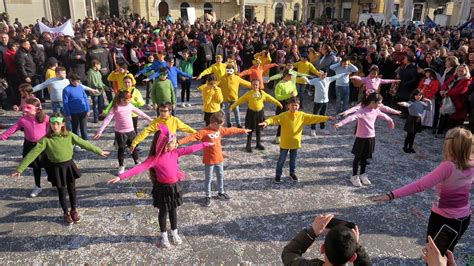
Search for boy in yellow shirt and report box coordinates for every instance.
[107,62,136,94]
[294,53,320,102]
[259,97,335,183]
[219,63,252,127]
[197,55,226,81]
[198,75,224,126]
[230,79,282,152]
[130,102,196,153]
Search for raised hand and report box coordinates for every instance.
[107,177,121,184]
[259,122,268,128]
[100,151,110,157]
[311,214,334,236]
[368,194,391,202]
[11,172,21,178]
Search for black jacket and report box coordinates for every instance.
[86,45,114,76]
[282,228,372,266]
[65,49,87,82]
[15,47,36,82]
[397,63,420,99]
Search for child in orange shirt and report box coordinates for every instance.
[177,112,250,207]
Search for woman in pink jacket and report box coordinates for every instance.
[108,124,213,249]
[371,127,473,252]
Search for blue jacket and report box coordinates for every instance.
[137,59,167,76]
[148,66,192,88]
[62,84,90,116]
[329,63,359,86]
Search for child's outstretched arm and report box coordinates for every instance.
[176,142,214,157]
[379,104,402,115]
[176,118,197,134]
[338,104,361,117]
[93,111,115,139]
[0,119,21,140]
[230,94,247,111]
[334,113,360,129]
[109,157,155,183]
[221,127,251,137]
[131,106,153,122]
[178,131,204,146]
[263,92,284,109]
[72,133,108,156]
[376,111,395,129]
[303,113,334,125]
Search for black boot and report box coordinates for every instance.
[246,134,252,153]
[255,128,264,150]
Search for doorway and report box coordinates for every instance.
[158,1,169,18]
[50,0,71,20]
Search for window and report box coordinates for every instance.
[310,6,316,20]
[325,7,333,18]
[180,2,190,20]
[245,6,254,21]
[293,3,300,21]
[413,4,423,21]
[394,4,400,17]
[204,3,213,14]
[275,3,284,23]
[342,8,351,21]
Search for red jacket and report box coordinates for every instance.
[418,78,440,100]
[441,75,472,121]
[4,49,17,75]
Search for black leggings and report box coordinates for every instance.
[158,208,178,232]
[117,147,139,166]
[56,183,77,213]
[352,156,367,176]
[426,211,470,252]
[33,168,42,187]
[311,102,327,130]
[181,80,191,102]
[132,116,138,133]
[404,132,416,149]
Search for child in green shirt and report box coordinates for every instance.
[12,113,109,225]
[87,59,109,123]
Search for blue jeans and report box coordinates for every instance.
[297,84,307,107]
[204,163,224,197]
[335,85,350,113]
[51,102,71,130]
[91,95,104,122]
[222,101,241,127]
[276,149,298,177]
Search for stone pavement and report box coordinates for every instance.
[1,83,473,264]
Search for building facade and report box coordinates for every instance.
[0,0,95,24]
[0,0,472,26]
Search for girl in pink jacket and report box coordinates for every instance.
[93,90,152,175]
[371,127,473,253]
[0,98,48,197]
[108,124,213,248]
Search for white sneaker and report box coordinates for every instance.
[359,173,371,185]
[118,166,125,175]
[185,103,192,107]
[274,136,280,144]
[310,130,317,137]
[160,233,171,248]
[30,186,42,197]
[350,175,362,187]
[171,229,182,245]
[180,103,186,108]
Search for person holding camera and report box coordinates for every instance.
[282,214,371,266]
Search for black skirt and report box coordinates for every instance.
[245,109,265,130]
[45,160,81,188]
[404,115,422,134]
[23,140,49,169]
[351,137,375,159]
[114,131,136,148]
[152,181,183,211]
